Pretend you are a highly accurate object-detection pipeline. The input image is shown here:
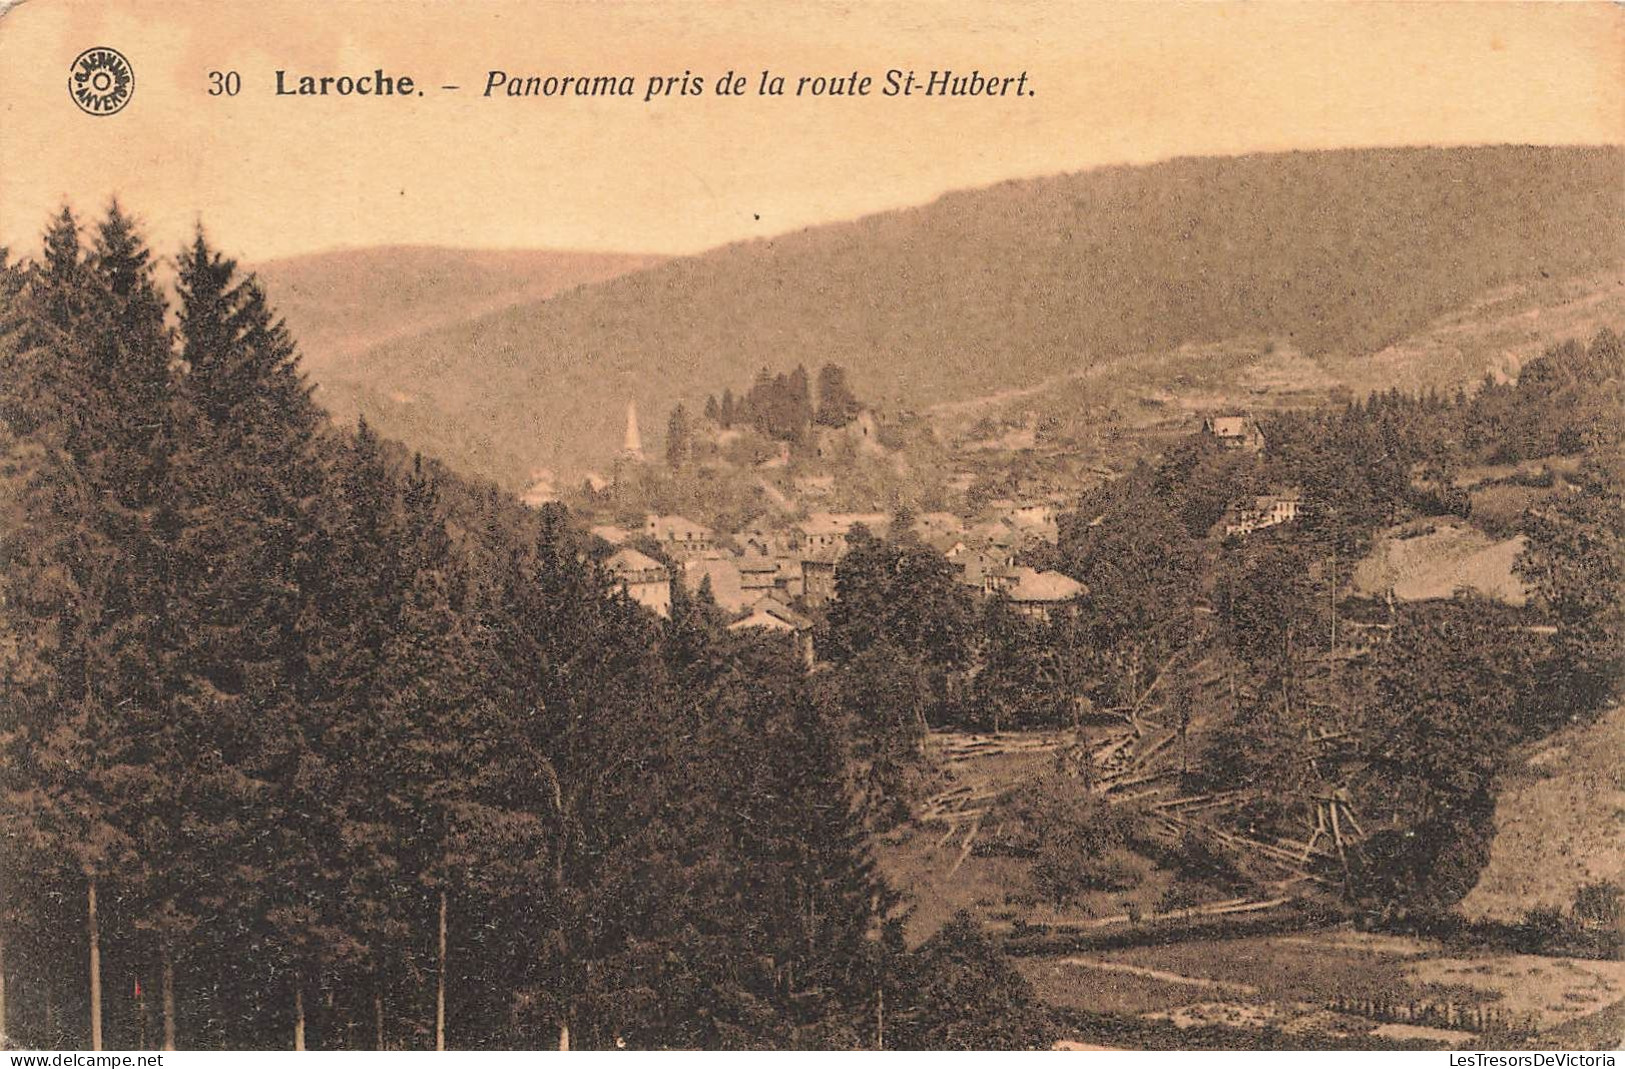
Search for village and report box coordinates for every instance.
[566,395,1096,646]
[522,384,1303,664]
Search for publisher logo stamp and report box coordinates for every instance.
[69,47,134,116]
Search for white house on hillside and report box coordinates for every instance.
[606,547,672,617]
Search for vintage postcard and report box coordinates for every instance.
[0,0,1621,1056]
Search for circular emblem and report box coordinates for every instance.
[69,47,134,116]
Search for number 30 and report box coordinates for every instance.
[208,70,241,96]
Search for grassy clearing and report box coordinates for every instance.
[1460,702,1625,923]
[1350,518,1529,605]
[1087,930,1421,1005]
[873,811,1185,944]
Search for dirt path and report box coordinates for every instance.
[1048,958,1260,994]
[988,895,1292,933]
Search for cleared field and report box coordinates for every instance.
[1028,930,1415,1010]
[1027,928,1625,1047]
[888,706,1625,1051]
[1351,518,1529,605]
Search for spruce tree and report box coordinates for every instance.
[0,207,181,1049]
[84,205,187,1049]
[665,403,691,470]
[173,229,340,1045]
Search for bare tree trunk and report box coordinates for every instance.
[88,878,102,1051]
[435,890,447,1052]
[161,948,176,1051]
[374,992,384,1051]
[557,1020,569,1051]
[0,932,7,1047]
[875,983,883,1050]
[294,986,305,1051]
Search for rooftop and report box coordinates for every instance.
[1004,566,1086,603]
[606,547,666,575]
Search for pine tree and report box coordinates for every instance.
[885,913,1054,1049]
[0,285,98,1048]
[815,364,860,428]
[5,210,98,447]
[380,458,555,1048]
[787,364,812,440]
[665,403,691,470]
[82,205,188,1049]
[295,419,413,1046]
[172,229,341,1044]
[0,206,184,1049]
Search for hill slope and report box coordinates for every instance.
[1459,702,1625,923]
[252,246,663,382]
[291,145,1622,485]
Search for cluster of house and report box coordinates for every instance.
[593,503,1088,661]
[906,507,1084,620]
[595,513,819,665]
[569,409,1311,659]
[1198,413,1304,539]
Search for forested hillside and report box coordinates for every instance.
[0,208,1050,1050]
[309,145,1623,483]
[808,328,1621,932]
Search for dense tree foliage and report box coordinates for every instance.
[1054,462,1201,710]
[814,363,862,429]
[821,527,975,822]
[663,401,692,470]
[881,913,1054,1050]
[703,361,866,442]
[978,768,1146,906]
[3,208,1019,1050]
[1342,601,1545,912]
[1195,335,1618,908]
[1516,452,1624,719]
[702,364,815,443]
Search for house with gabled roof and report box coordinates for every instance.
[798,512,889,556]
[1000,566,1087,622]
[589,523,631,546]
[729,595,817,667]
[1202,413,1265,453]
[644,513,715,557]
[605,547,672,617]
[1220,488,1303,538]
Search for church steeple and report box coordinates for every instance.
[623,399,644,461]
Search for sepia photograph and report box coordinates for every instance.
[0,0,1621,1055]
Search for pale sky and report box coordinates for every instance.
[1,0,1620,261]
